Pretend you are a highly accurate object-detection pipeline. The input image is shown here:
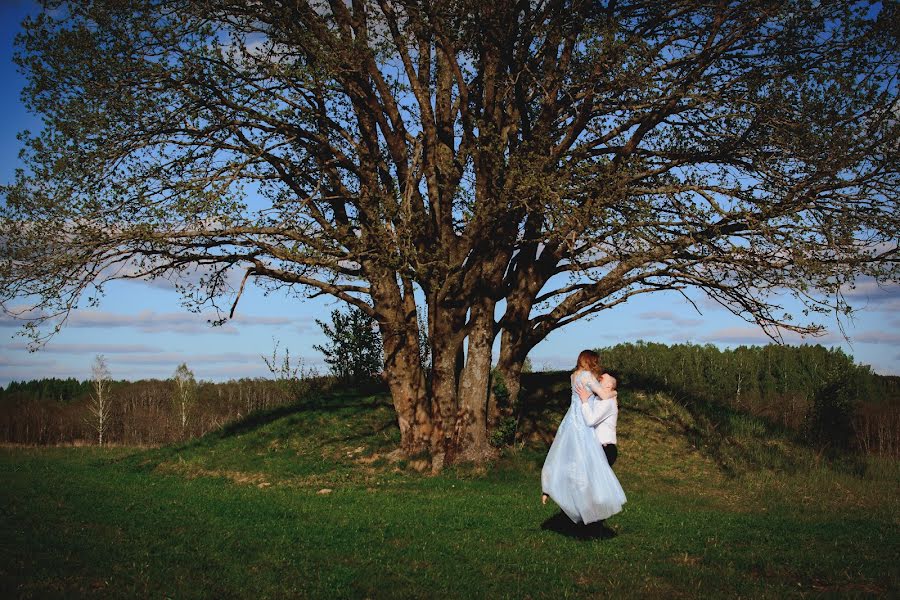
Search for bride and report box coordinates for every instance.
[540,350,626,524]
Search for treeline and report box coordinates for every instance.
[0,309,394,447]
[0,377,332,446]
[598,342,899,457]
[4,342,898,457]
[2,378,92,404]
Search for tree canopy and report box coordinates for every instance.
[2,0,897,466]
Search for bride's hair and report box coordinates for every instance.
[575,350,603,380]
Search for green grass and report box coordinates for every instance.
[2,377,898,598]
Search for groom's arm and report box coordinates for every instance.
[581,397,617,426]
[575,380,614,403]
[581,393,617,427]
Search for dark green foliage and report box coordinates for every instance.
[314,307,383,383]
[806,366,857,452]
[0,377,91,403]
[489,368,518,447]
[489,417,518,448]
[598,342,874,408]
[490,367,510,408]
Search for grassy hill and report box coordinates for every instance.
[2,373,898,598]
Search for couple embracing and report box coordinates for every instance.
[540,350,626,525]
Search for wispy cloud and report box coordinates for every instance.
[106,352,262,366]
[1,308,303,335]
[853,331,900,345]
[66,310,232,333]
[0,305,45,327]
[0,355,57,368]
[841,278,900,312]
[0,351,323,385]
[627,329,682,341]
[637,310,704,328]
[700,327,843,345]
[700,326,900,348]
[6,342,165,354]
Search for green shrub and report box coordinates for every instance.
[489,416,517,448]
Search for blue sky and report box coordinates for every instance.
[1,1,898,386]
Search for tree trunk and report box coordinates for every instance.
[428,303,466,467]
[494,347,524,415]
[495,290,535,414]
[380,317,430,456]
[455,300,497,461]
[370,271,431,457]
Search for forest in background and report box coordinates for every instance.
[1,343,897,457]
[598,342,899,457]
[0,376,341,447]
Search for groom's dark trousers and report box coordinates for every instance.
[603,444,618,468]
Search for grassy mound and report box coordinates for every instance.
[2,376,898,598]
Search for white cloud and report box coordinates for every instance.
[840,278,900,312]
[853,331,900,345]
[6,342,165,354]
[106,351,261,366]
[699,327,843,345]
[0,309,301,335]
[0,356,57,368]
[699,326,900,348]
[637,310,704,328]
[0,305,46,326]
[620,329,680,341]
[1,300,313,337]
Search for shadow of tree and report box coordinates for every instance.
[115,385,395,470]
[211,383,392,439]
[516,370,810,476]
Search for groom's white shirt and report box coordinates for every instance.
[575,372,618,446]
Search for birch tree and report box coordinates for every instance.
[2,0,897,468]
[87,354,112,445]
[172,362,197,438]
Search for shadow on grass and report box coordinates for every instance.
[615,371,814,474]
[540,511,618,540]
[516,371,812,476]
[113,384,394,470]
[213,384,391,439]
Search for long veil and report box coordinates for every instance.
[540,381,626,524]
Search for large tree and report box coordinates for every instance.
[2,0,897,468]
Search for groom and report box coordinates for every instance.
[575,373,619,468]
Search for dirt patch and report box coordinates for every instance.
[154,461,271,487]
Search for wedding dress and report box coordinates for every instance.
[540,371,626,524]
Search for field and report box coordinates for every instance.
[2,375,898,598]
